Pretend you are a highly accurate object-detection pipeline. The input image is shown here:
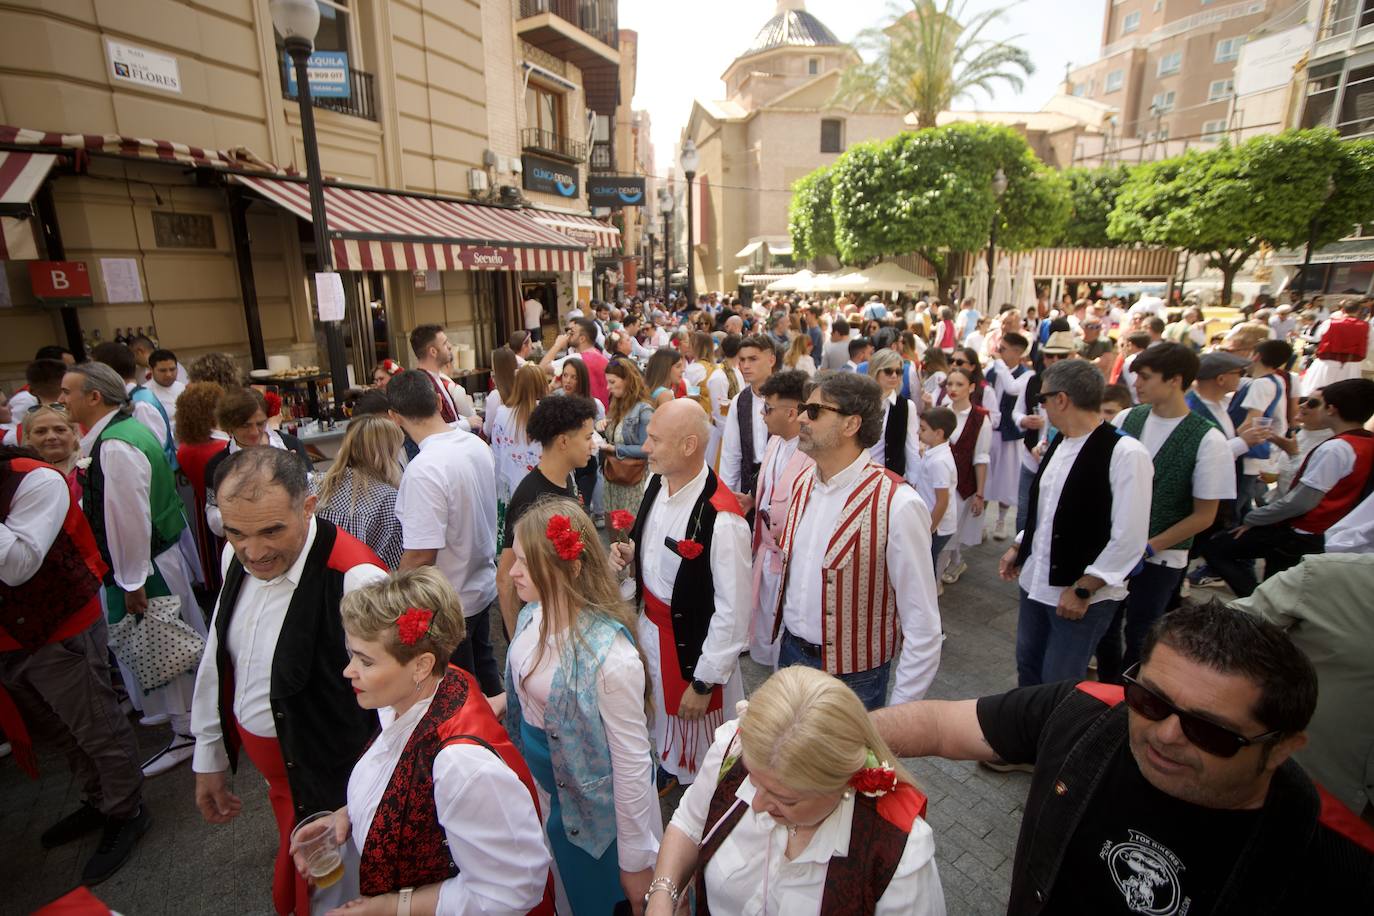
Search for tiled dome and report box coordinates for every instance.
[743,3,841,56]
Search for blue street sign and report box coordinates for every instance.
[283,50,351,99]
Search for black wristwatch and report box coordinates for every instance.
[690,679,713,695]
[1073,585,1093,600]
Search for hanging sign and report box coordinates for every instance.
[459,247,515,269]
[522,154,579,199]
[29,260,92,304]
[588,176,646,208]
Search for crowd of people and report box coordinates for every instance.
[2,285,1373,915]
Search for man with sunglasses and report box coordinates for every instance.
[874,603,1374,915]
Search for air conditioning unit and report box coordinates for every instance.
[468,169,490,192]
[482,149,498,167]
[509,156,523,176]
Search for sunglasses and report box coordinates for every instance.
[798,402,849,421]
[1301,398,1323,409]
[1122,664,1280,758]
[949,358,970,367]
[878,367,902,377]
[1032,390,1064,406]
[761,402,795,416]
[27,402,65,413]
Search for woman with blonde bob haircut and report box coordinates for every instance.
[504,498,662,915]
[314,414,405,569]
[647,667,945,915]
[307,567,554,915]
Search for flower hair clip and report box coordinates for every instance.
[546,515,586,562]
[849,749,898,797]
[396,607,433,646]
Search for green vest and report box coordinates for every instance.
[1121,404,1212,550]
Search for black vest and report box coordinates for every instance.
[214,519,379,817]
[883,397,909,477]
[988,364,1028,441]
[629,469,730,680]
[736,387,761,496]
[1015,423,1122,587]
[1021,374,1043,452]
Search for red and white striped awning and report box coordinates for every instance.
[234,175,588,272]
[0,151,57,259]
[529,211,620,248]
[0,123,284,173]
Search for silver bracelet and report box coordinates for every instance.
[644,876,681,906]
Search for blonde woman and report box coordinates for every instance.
[505,499,661,914]
[486,363,546,547]
[22,404,80,476]
[648,667,943,915]
[784,333,817,376]
[313,567,553,914]
[314,414,406,569]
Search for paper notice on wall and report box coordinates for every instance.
[315,271,346,321]
[100,258,144,303]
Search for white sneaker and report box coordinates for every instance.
[993,515,1012,540]
[941,561,968,585]
[0,741,11,759]
[138,714,170,727]
[141,735,194,778]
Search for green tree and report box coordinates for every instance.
[1109,128,1374,305]
[1057,166,1131,248]
[832,0,1034,130]
[788,166,838,262]
[827,122,1069,293]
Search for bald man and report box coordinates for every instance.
[612,400,752,788]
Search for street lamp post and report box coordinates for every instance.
[680,140,700,308]
[986,167,1008,306]
[647,233,656,298]
[271,0,350,407]
[659,186,674,301]
[1300,175,1338,300]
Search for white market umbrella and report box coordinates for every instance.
[970,258,990,314]
[765,268,814,292]
[1013,256,1037,315]
[991,254,1014,311]
[826,261,933,294]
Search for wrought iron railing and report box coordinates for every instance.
[590,141,613,171]
[522,127,587,162]
[280,63,378,122]
[518,0,620,49]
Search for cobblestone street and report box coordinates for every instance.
[1,537,1025,916]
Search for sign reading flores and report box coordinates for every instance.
[283,50,351,99]
[523,154,579,199]
[106,40,182,94]
[588,176,646,208]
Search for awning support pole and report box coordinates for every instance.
[227,188,267,369]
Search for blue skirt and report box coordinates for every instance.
[520,719,626,915]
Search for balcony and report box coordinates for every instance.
[590,140,613,172]
[522,127,587,163]
[279,61,378,122]
[517,0,621,113]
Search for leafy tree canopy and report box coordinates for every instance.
[1056,165,1132,248]
[788,166,837,262]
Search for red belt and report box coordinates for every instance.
[235,721,311,916]
[643,589,722,717]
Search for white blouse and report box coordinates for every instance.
[345,692,551,915]
[669,721,946,916]
[485,403,543,501]
[508,604,663,872]
[951,406,993,467]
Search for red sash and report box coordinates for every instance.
[643,588,723,718]
[426,371,459,424]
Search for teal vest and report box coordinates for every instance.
[1121,405,1213,549]
[504,603,644,858]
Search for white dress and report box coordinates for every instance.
[983,362,1024,507]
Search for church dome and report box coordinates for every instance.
[743,1,841,57]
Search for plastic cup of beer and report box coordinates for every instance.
[292,811,344,889]
[1253,417,1275,431]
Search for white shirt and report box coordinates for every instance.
[719,387,768,493]
[346,691,551,916]
[757,436,800,509]
[869,393,921,475]
[669,720,945,916]
[3,389,38,445]
[1111,411,1236,568]
[425,368,476,421]
[780,453,942,704]
[508,605,662,872]
[1018,429,1153,606]
[190,519,388,772]
[683,360,708,398]
[484,404,542,501]
[124,381,170,446]
[1325,490,1374,553]
[523,298,543,331]
[142,363,190,386]
[1238,375,1286,475]
[1193,394,1250,459]
[149,378,186,437]
[1279,428,1334,493]
[705,365,743,429]
[0,466,69,586]
[78,411,157,592]
[396,429,498,617]
[914,442,958,537]
[952,405,993,467]
[640,465,752,687]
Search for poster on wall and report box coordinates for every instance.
[100,258,144,304]
[282,50,351,99]
[315,272,346,322]
[106,39,182,94]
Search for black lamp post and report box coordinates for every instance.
[659,186,674,300]
[680,139,699,307]
[647,232,656,298]
[986,167,1008,307]
[272,0,350,407]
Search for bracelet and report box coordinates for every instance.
[397,886,414,916]
[644,876,681,906]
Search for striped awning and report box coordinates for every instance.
[0,123,284,173]
[528,211,620,248]
[947,247,1179,281]
[0,151,57,259]
[234,175,588,272]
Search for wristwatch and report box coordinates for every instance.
[1073,585,1093,600]
[690,678,713,695]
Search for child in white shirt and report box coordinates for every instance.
[916,407,960,571]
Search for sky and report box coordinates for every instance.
[619,0,1107,175]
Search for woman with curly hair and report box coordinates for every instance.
[188,352,242,390]
[175,381,228,589]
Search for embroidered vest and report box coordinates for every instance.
[1016,424,1123,587]
[83,413,186,589]
[1316,314,1369,362]
[1228,374,1284,461]
[949,406,989,500]
[214,520,382,818]
[1292,430,1374,534]
[629,468,744,680]
[504,606,639,858]
[1120,406,1213,549]
[736,387,761,496]
[986,364,1027,441]
[883,398,909,477]
[359,666,554,913]
[0,459,107,648]
[697,734,927,916]
[772,464,903,674]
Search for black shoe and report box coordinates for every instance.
[81,805,151,885]
[41,801,106,849]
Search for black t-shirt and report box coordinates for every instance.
[503,466,577,551]
[978,683,1261,916]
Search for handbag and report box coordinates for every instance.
[603,454,647,486]
[107,595,206,694]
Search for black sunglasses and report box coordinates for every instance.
[1032,390,1063,406]
[949,358,970,366]
[878,367,902,377]
[1122,664,1280,758]
[798,402,849,421]
[27,402,66,413]
[1301,397,1323,409]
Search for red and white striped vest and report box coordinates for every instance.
[772,463,902,674]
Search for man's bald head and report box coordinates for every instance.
[644,398,710,479]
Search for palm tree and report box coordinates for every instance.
[832,0,1035,129]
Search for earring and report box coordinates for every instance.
[842,789,853,800]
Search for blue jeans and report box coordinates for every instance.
[1095,563,1184,685]
[1015,590,1122,687]
[778,629,891,710]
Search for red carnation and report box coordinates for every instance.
[676,538,704,560]
[396,607,433,646]
[546,515,573,538]
[553,529,585,561]
[609,510,636,532]
[264,391,282,418]
[849,766,898,796]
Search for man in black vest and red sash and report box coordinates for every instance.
[0,445,150,885]
[612,399,752,789]
[191,447,388,916]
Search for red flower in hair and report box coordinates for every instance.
[675,538,704,560]
[609,510,636,532]
[263,391,282,419]
[546,515,585,561]
[396,607,433,646]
